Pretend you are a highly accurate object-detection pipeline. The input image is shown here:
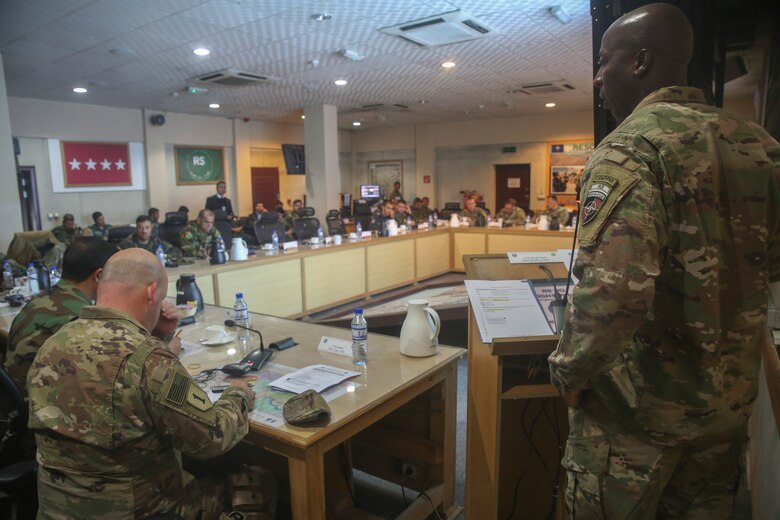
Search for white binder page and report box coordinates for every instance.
[465,280,554,343]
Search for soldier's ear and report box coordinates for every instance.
[633,49,652,77]
[93,268,103,283]
[146,281,159,306]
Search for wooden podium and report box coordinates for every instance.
[463,254,569,519]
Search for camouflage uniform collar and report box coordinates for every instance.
[54,279,92,304]
[634,86,707,113]
[78,305,150,334]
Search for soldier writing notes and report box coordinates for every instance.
[548,4,780,518]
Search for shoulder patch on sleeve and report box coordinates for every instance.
[187,384,212,411]
[166,371,189,406]
[603,149,641,171]
[156,367,216,425]
[578,166,641,248]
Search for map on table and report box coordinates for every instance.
[337,285,467,319]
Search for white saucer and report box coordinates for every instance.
[199,333,235,346]
[261,244,276,250]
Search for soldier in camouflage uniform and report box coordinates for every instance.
[411,198,430,224]
[180,209,222,258]
[85,211,113,241]
[548,4,780,518]
[539,195,569,226]
[5,238,118,396]
[120,215,183,262]
[0,252,26,278]
[50,213,83,245]
[495,198,527,226]
[459,197,488,227]
[27,248,276,519]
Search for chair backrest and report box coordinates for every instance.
[108,225,135,243]
[213,221,233,244]
[296,207,315,218]
[164,211,188,225]
[353,214,373,232]
[444,202,461,210]
[212,209,229,222]
[439,209,455,220]
[326,209,340,219]
[0,367,28,466]
[293,217,321,240]
[254,221,286,244]
[258,211,280,224]
[326,217,345,236]
[159,222,186,247]
[354,201,372,216]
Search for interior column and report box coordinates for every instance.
[304,104,340,224]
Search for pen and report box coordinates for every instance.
[175,329,182,338]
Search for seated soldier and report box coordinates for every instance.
[539,195,569,226]
[148,207,161,238]
[51,213,83,245]
[283,199,303,239]
[495,198,527,227]
[5,238,119,394]
[27,248,276,519]
[394,200,412,226]
[460,197,488,227]
[411,198,430,224]
[85,211,113,240]
[120,215,183,262]
[180,209,221,259]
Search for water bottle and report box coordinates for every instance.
[525,215,531,227]
[233,292,251,348]
[487,214,492,225]
[156,243,165,264]
[2,260,13,290]
[272,230,279,249]
[406,215,412,229]
[49,266,61,286]
[356,221,362,240]
[27,262,39,293]
[571,215,578,228]
[317,226,324,240]
[351,308,368,366]
[427,213,433,229]
[432,211,438,227]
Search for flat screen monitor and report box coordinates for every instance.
[281,144,305,174]
[360,184,380,199]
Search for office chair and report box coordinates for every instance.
[211,210,233,244]
[159,212,189,247]
[326,216,346,236]
[296,207,316,218]
[443,202,461,210]
[293,217,321,240]
[439,209,455,220]
[107,225,135,243]
[326,209,340,219]
[0,367,38,519]
[254,212,286,244]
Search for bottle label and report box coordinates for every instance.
[352,325,367,341]
[235,308,249,322]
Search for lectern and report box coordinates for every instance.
[464,254,569,519]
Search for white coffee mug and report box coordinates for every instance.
[333,235,343,245]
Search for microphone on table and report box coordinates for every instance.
[224,319,265,350]
[538,264,563,301]
[221,320,272,376]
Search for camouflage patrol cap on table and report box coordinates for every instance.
[282,389,331,425]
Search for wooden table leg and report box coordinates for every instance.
[288,447,326,520]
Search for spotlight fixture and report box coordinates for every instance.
[209,103,220,109]
[301,115,306,119]
[334,79,348,86]
[193,47,211,56]
[545,102,556,108]
[549,5,571,24]
[339,49,365,61]
[352,121,361,127]
[311,13,332,21]
[73,87,87,94]
[441,61,456,69]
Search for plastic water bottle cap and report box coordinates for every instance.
[28,262,34,268]
[355,308,363,314]
[236,292,243,299]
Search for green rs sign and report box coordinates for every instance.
[175,146,224,184]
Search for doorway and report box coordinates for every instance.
[251,167,280,211]
[494,164,530,213]
[17,166,42,231]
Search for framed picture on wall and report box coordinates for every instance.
[368,160,403,200]
[175,146,225,185]
[60,141,132,187]
[548,142,594,206]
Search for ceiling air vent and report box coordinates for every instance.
[379,10,493,47]
[193,69,274,87]
[507,80,576,95]
[360,103,409,111]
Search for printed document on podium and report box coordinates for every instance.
[465,280,554,343]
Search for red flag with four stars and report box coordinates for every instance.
[61,141,131,186]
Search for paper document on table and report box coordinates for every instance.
[270,364,360,394]
[465,280,554,343]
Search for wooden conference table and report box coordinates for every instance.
[0,302,463,519]
[165,225,575,319]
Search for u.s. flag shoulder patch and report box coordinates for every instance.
[581,174,618,225]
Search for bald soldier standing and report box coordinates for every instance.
[27,249,275,519]
[548,4,780,518]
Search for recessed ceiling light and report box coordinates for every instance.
[301,115,305,119]
[545,102,556,108]
[353,122,361,127]
[442,61,456,69]
[193,47,210,56]
[311,13,332,21]
[209,103,220,109]
[73,87,87,94]
[334,79,348,86]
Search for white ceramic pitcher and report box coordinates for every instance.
[400,299,441,357]
[449,212,460,228]
[230,237,248,261]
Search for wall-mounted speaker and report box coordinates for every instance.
[149,114,166,126]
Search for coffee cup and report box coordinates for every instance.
[310,237,321,244]
[348,232,358,239]
[333,235,343,245]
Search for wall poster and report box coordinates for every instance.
[368,160,403,200]
[548,142,594,206]
[175,146,225,185]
